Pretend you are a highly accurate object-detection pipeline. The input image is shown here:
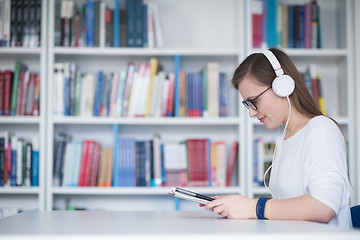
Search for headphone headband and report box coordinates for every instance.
[261,49,295,98]
[262,50,284,77]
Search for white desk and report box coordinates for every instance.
[0,210,358,239]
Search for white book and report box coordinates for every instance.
[128,70,141,117]
[216,142,226,187]
[99,2,106,48]
[153,72,165,118]
[147,3,155,48]
[109,72,119,117]
[53,63,65,116]
[0,0,3,44]
[160,76,170,117]
[207,62,219,117]
[137,64,151,117]
[151,3,163,48]
[2,0,10,46]
[62,141,72,187]
[81,73,95,117]
[152,134,162,186]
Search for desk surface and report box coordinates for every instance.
[0,210,359,240]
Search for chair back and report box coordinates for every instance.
[350,205,360,228]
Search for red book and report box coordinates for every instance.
[0,72,4,115]
[252,1,262,48]
[166,73,175,117]
[32,74,40,116]
[78,140,89,186]
[187,139,209,187]
[3,70,12,116]
[83,140,95,186]
[226,141,238,186]
[89,142,101,187]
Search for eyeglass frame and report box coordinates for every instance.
[242,86,272,110]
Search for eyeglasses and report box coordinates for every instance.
[242,86,272,110]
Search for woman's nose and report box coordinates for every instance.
[248,108,258,118]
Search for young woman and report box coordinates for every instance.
[202,48,352,228]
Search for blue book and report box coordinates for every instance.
[142,4,148,47]
[134,0,143,47]
[174,55,181,117]
[31,137,39,187]
[219,73,228,117]
[94,71,103,116]
[113,0,119,47]
[10,136,18,187]
[160,144,166,185]
[64,64,70,116]
[112,124,119,186]
[126,0,136,47]
[298,5,305,48]
[86,0,94,47]
[115,71,126,117]
[267,0,277,48]
[72,140,83,187]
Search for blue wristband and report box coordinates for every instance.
[256,197,271,220]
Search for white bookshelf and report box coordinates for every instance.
[244,0,357,204]
[45,0,245,211]
[0,0,48,212]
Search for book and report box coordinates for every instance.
[30,136,39,187]
[207,62,219,117]
[10,61,28,116]
[226,141,238,186]
[252,0,262,48]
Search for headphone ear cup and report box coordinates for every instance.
[272,75,295,97]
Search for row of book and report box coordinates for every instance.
[53,132,239,188]
[300,64,326,114]
[0,61,41,116]
[0,0,42,47]
[0,131,40,187]
[53,60,229,118]
[252,0,321,49]
[56,0,163,48]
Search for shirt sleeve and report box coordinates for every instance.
[304,118,349,214]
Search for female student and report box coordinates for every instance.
[202,48,352,227]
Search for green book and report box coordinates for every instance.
[10,60,28,116]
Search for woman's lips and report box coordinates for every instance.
[259,117,266,123]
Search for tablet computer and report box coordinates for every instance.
[168,187,214,204]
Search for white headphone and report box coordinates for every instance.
[262,50,295,97]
